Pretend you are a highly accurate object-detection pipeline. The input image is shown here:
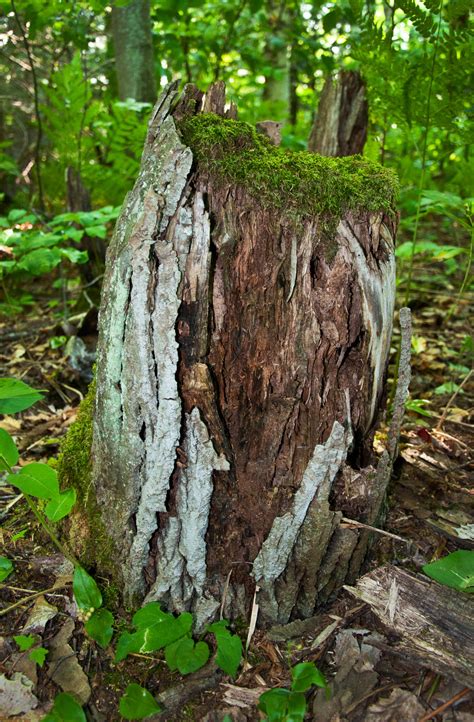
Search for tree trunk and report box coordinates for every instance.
[262,1,290,120]
[66,167,106,289]
[68,82,397,629]
[308,71,368,156]
[111,0,156,103]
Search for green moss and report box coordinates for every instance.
[179,113,398,224]
[57,380,116,577]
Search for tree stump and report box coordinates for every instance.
[308,70,368,156]
[63,82,398,628]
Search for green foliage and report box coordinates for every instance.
[14,635,49,667]
[7,460,76,522]
[73,566,103,611]
[0,428,19,470]
[259,662,328,721]
[85,608,114,648]
[0,378,43,414]
[115,602,243,679]
[180,113,398,223]
[42,692,86,722]
[206,620,242,678]
[165,638,210,675]
[0,556,14,582]
[13,634,36,651]
[119,684,162,720]
[423,550,474,592]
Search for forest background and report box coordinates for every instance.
[0,0,472,323]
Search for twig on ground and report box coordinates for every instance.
[436,368,472,431]
[418,687,471,722]
[0,583,69,617]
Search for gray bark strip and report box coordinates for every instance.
[146,408,229,613]
[253,421,352,585]
[338,219,396,429]
[93,85,193,597]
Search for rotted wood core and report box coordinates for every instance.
[89,82,397,627]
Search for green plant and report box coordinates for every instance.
[258,662,329,722]
[0,556,14,581]
[14,634,48,667]
[115,604,242,678]
[0,377,114,650]
[42,692,86,722]
[119,684,162,720]
[423,550,474,593]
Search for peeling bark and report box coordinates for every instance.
[89,83,397,627]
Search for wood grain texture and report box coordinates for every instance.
[345,565,474,688]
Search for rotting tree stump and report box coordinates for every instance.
[308,70,368,157]
[62,82,398,628]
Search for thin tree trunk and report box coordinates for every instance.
[308,70,368,156]
[64,83,397,629]
[111,0,156,103]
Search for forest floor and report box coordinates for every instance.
[0,273,472,722]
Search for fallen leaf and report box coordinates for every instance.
[0,672,39,717]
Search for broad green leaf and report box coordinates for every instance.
[213,630,242,678]
[115,631,142,663]
[423,550,474,593]
[0,428,18,470]
[17,247,62,275]
[14,634,35,651]
[0,556,13,581]
[85,608,114,648]
[165,638,210,674]
[0,378,43,414]
[206,620,230,636]
[45,488,76,521]
[286,691,307,721]
[60,248,88,264]
[291,662,328,693]
[138,612,193,652]
[29,647,48,666]
[73,567,102,611]
[132,601,174,629]
[43,692,86,722]
[85,224,107,239]
[119,683,161,720]
[258,688,291,721]
[7,463,59,499]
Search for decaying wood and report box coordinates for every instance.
[90,82,397,627]
[308,70,368,156]
[345,565,474,688]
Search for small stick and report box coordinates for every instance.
[340,518,413,545]
[0,583,69,617]
[418,687,470,722]
[436,368,472,431]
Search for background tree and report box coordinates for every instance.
[111,0,157,103]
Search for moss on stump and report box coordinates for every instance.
[179,113,398,223]
[57,381,116,577]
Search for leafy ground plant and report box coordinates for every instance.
[115,603,242,678]
[423,550,474,593]
[258,662,329,722]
